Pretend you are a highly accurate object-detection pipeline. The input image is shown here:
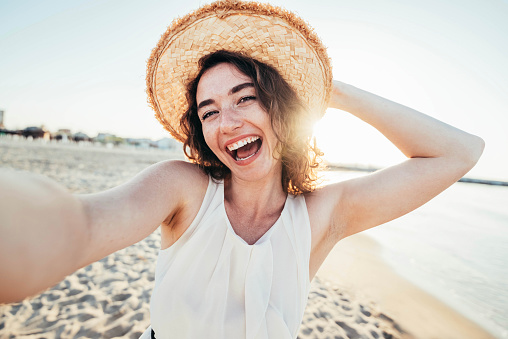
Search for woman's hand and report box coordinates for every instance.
[327,80,348,111]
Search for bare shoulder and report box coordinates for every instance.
[145,159,207,181]
[142,159,210,214]
[152,160,210,249]
[149,159,208,188]
[164,160,208,199]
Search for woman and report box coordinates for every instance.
[0,1,484,338]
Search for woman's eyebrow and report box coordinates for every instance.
[197,82,254,111]
[229,82,254,95]
[197,99,214,110]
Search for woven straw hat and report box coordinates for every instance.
[146,0,333,142]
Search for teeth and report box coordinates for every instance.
[227,136,260,151]
[236,151,258,161]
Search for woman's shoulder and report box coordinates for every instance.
[151,159,209,186]
[142,159,210,207]
[154,161,211,248]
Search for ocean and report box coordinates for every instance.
[324,170,508,339]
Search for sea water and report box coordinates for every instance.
[324,170,508,339]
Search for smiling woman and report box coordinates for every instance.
[0,1,484,339]
[180,51,322,194]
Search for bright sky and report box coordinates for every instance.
[1,0,507,181]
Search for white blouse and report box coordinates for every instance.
[141,177,312,339]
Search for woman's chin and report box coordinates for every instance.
[230,159,281,183]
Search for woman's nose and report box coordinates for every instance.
[219,108,243,134]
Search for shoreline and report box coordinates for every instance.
[326,163,508,187]
[317,233,496,339]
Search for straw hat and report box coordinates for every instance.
[146,0,333,142]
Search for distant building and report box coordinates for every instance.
[156,138,179,149]
[95,133,115,142]
[94,133,126,146]
[57,129,72,135]
[73,132,91,142]
[22,126,50,140]
[53,129,73,142]
[126,138,155,148]
[0,110,4,129]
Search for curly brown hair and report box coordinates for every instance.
[180,50,323,195]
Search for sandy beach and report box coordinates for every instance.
[0,138,495,338]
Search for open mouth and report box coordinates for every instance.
[226,136,262,162]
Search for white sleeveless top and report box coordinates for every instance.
[141,177,312,339]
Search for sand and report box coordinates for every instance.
[0,138,494,338]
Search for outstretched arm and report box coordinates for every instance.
[308,81,484,256]
[0,160,202,303]
[0,171,89,303]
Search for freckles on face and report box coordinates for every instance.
[196,63,254,117]
[194,63,279,172]
[195,62,253,138]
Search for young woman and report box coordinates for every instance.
[0,1,484,338]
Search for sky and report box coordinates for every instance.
[1,0,507,181]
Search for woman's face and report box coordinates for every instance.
[196,62,281,181]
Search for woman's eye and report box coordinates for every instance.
[239,96,256,104]
[202,110,218,121]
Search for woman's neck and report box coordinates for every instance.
[224,171,287,222]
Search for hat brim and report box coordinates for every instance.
[146,0,332,142]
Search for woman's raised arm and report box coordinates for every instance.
[0,160,202,303]
[308,81,484,254]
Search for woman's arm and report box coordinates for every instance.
[0,170,89,303]
[329,81,485,162]
[308,81,484,254]
[0,160,203,303]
